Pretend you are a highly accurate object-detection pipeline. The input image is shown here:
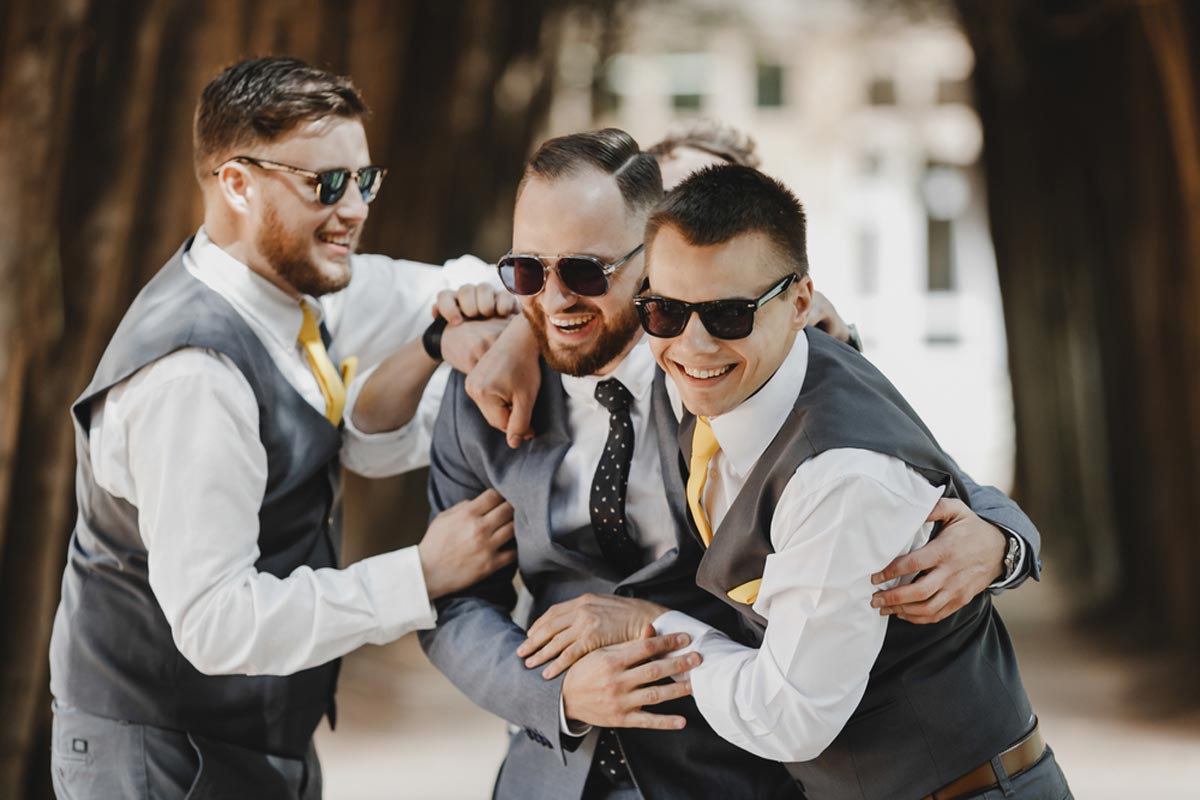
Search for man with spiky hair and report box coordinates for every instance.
[635,164,1071,799]
[48,57,517,798]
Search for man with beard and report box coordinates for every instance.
[373,129,1041,800]
[48,57,518,799]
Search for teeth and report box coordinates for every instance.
[319,233,351,246]
[682,364,733,380]
[551,316,594,332]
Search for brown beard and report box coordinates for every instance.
[524,298,640,377]
[257,205,351,297]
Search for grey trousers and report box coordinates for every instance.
[51,702,322,800]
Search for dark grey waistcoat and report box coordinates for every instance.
[49,239,344,758]
[678,328,1035,800]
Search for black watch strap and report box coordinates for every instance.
[422,315,449,362]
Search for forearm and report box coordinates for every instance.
[653,610,853,763]
[160,546,436,676]
[350,338,440,434]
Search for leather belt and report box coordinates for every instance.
[923,720,1046,800]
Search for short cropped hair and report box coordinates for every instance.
[646,165,808,277]
[647,118,761,168]
[194,56,368,179]
[519,128,663,215]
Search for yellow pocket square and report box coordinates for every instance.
[726,579,762,605]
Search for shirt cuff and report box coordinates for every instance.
[358,545,437,641]
[559,694,592,737]
[986,525,1027,590]
[652,610,713,681]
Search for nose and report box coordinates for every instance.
[676,309,719,355]
[334,182,370,224]
[538,266,577,314]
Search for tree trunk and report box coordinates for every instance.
[957,0,1200,650]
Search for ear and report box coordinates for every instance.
[790,274,814,331]
[213,162,254,215]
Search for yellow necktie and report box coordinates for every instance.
[686,416,722,547]
[298,302,357,426]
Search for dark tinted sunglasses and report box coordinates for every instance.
[498,244,644,297]
[214,156,388,205]
[634,273,798,340]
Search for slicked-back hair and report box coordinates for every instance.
[194,56,368,180]
[519,128,663,215]
[646,165,808,278]
[647,118,761,168]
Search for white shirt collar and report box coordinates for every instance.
[560,335,656,409]
[708,330,809,478]
[187,227,323,351]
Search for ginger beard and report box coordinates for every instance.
[523,296,641,378]
[257,204,356,297]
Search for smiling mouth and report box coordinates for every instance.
[317,231,353,248]
[678,363,735,380]
[550,314,596,334]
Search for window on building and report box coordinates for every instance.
[856,228,879,295]
[936,78,972,105]
[756,62,785,108]
[926,217,956,292]
[867,77,896,105]
[671,93,703,111]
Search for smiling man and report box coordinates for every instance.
[47,57,517,799]
[637,164,1072,799]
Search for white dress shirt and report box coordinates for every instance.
[88,228,492,677]
[654,333,956,763]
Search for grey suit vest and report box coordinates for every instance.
[49,239,344,758]
[679,329,1034,800]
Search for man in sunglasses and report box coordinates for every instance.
[381,129,1042,800]
[628,164,1070,798]
[48,57,519,798]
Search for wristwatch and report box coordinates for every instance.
[422,315,449,362]
[1000,531,1021,583]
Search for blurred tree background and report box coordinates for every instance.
[0,0,617,795]
[1,0,1198,797]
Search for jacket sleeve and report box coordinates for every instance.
[958,467,1042,591]
[416,370,572,760]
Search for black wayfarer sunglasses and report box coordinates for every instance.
[497,244,645,298]
[213,157,388,206]
[634,273,799,340]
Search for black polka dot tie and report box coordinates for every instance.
[590,378,642,577]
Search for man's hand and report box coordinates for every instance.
[433,283,517,325]
[808,291,852,343]
[869,498,1008,624]
[517,594,669,679]
[561,627,699,730]
[418,488,516,600]
[464,315,541,448]
[441,317,510,374]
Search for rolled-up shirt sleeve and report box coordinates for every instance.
[328,252,501,477]
[654,451,944,763]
